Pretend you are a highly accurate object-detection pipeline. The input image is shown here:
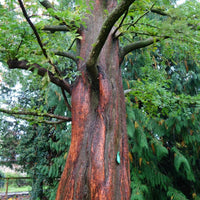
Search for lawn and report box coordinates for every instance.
[0,185,31,193]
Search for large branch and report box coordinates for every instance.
[0,108,71,122]
[39,0,61,22]
[86,0,136,78]
[43,25,69,32]
[120,36,169,59]
[53,51,78,63]
[18,0,49,60]
[151,8,170,17]
[7,59,72,94]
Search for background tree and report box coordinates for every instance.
[0,73,71,199]
[0,0,200,199]
[124,47,200,199]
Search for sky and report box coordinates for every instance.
[177,0,186,4]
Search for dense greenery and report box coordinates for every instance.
[0,0,200,199]
[0,81,71,199]
[124,48,200,200]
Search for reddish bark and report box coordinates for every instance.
[56,1,130,199]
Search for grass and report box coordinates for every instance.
[0,170,32,193]
[0,185,31,193]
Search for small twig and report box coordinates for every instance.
[18,0,62,77]
[115,4,156,39]
[131,10,150,27]
[68,38,76,51]
[137,23,159,29]
[16,30,26,55]
[61,89,72,112]
[114,22,159,38]
[39,0,77,31]
[127,3,155,30]
[113,9,129,37]
[18,0,48,59]
[129,31,157,37]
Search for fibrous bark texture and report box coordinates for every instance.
[56,1,130,199]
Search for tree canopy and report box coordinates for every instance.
[0,0,200,199]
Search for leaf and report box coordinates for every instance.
[139,157,142,167]
[154,140,168,160]
[64,152,68,160]
[76,55,84,61]
[129,152,133,163]
[135,121,139,129]
[167,187,188,200]
[172,147,195,181]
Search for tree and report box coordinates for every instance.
[0,80,71,199]
[0,0,200,199]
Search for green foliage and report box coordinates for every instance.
[151,139,168,161]
[0,0,80,86]
[124,44,200,199]
[0,71,71,199]
[16,120,71,199]
[172,147,195,181]
[130,170,148,200]
[167,187,188,200]
[0,123,20,168]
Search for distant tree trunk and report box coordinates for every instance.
[56,1,130,199]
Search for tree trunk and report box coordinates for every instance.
[56,1,130,199]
